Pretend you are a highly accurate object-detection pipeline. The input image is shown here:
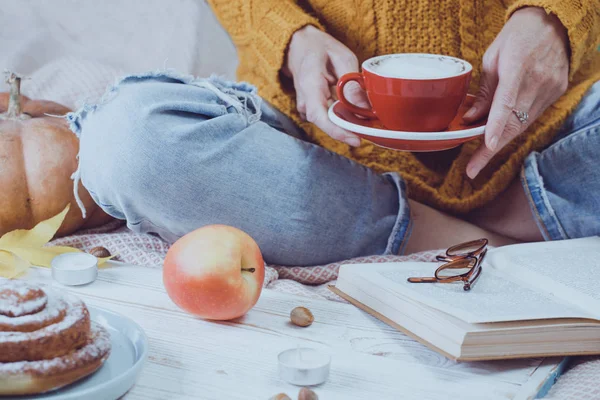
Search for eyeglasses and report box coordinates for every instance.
[407,238,488,291]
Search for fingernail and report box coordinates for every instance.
[345,137,361,147]
[488,135,499,151]
[463,107,477,120]
[467,164,480,179]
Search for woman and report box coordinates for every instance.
[68,1,600,266]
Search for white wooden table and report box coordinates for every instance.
[21,264,560,400]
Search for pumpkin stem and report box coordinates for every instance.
[1,70,30,120]
[5,70,22,118]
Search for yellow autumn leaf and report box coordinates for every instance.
[0,205,71,248]
[7,246,80,268]
[96,257,113,267]
[0,204,115,278]
[0,250,30,279]
[37,246,115,267]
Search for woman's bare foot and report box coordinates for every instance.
[403,200,518,254]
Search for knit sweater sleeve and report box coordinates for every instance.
[206,0,323,85]
[506,0,600,81]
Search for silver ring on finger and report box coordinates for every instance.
[512,109,529,124]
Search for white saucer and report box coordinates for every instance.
[327,95,486,152]
[5,306,148,400]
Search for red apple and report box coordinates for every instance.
[163,225,265,320]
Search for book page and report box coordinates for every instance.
[486,237,600,317]
[350,262,594,324]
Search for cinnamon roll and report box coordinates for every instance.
[0,280,111,395]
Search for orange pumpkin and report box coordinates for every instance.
[0,71,112,237]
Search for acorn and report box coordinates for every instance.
[269,394,291,400]
[298,387,319,400]
[290,307,314,327]
[89,246,111,258]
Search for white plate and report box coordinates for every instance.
[328,101,486,140]
[327,97,487,152]
[4,306,148,400]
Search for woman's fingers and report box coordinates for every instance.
[286,26,365,145]
[463,67,499,124]
[328,46,360,78]
[294,47,362,146]
[342,81,371,109]
[464,7,569,179]
[467,87,538,178]
[301,74,360,146]
[306,108,361,146]
[484,72,523,151]
[328,47,371,110]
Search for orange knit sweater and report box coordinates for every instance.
[207,0,600,214]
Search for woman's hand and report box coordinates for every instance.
[284,25,369,147]
[463,7,570,178]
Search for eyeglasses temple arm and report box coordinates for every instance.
[407,277,438,283]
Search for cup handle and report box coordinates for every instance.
[336,73,376,119]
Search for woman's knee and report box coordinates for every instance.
[73,76,254,223]
[75,81,166,208]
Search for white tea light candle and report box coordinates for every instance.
[51,253,98,286]
[278,347,331,386]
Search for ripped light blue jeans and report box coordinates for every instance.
[67,71,600,266]
[68,71,410,266]
[522,80,600,241]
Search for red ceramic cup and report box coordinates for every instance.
[337,54,472,132]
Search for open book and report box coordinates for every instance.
[331,237,600,361]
